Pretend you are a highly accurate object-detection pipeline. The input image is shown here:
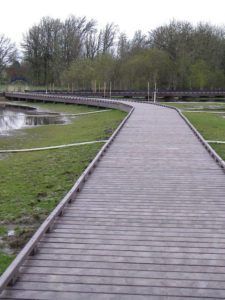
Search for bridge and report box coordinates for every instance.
[26,89,225,99]
[0,92,225,299]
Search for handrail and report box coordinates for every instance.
[0,92,134,292]
[22,89,225,98]
[5,92,132,112]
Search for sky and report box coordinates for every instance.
[1,0,225,48]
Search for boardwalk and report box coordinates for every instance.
[1,100,225,299]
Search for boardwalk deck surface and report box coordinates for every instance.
[1,102,225,299]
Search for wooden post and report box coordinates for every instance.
[153,81,157,103]
[147,81,150,101]
[109,81,112,99]
[104,82,106,98]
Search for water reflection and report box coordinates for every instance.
[0,106,66,135]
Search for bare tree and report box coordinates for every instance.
[22,15,96,85]
[117,33,130,58]
[62,16,96,66]
[83,31,101,59]
[130,30,149,54]
[22,16,225,90]
[100,23,118,54]
[0,34,17,78]
[23,17,63,85]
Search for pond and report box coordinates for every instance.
[0,104,67,135]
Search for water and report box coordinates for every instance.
[0,105,67,135]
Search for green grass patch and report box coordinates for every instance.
[162,102,225,160]
[160,101,225,161]
[210,144,225,160]
[162,102,225,111]
[0,253,15,275]
[0,226,7,236]
[0,145,102,223]
[183,112,225,141]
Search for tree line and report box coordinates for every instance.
[2,17,225,90]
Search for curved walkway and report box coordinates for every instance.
[1,97,225,299]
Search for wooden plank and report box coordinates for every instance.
[22,260,225,275]
[18,273,225,289]
[20,253,225,267]
[0,289,212,300]
[37,247,225,260]
[39,241,225,254]
[4,281,225,298]
[19,270,225,284]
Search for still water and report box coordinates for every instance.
[0,105,67,135]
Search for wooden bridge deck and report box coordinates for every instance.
[1,101,225,299]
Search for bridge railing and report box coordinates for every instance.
[23,89,225,99]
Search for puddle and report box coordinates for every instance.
[0,104,68,135]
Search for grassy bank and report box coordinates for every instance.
[163,102,225,160]
[0,100,126,274]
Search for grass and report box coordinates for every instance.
[210,144,225,160]
[0,253,15,274]
[0,145,102,222]
[0,226,7,236]
[161,101,225,111]
[163,101,225,160]
[183,112,225,141]
[183,112,225,160]
[0,100,126,274]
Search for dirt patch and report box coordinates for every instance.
[0,223,39,254]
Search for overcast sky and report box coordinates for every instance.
[1,0,225,47]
